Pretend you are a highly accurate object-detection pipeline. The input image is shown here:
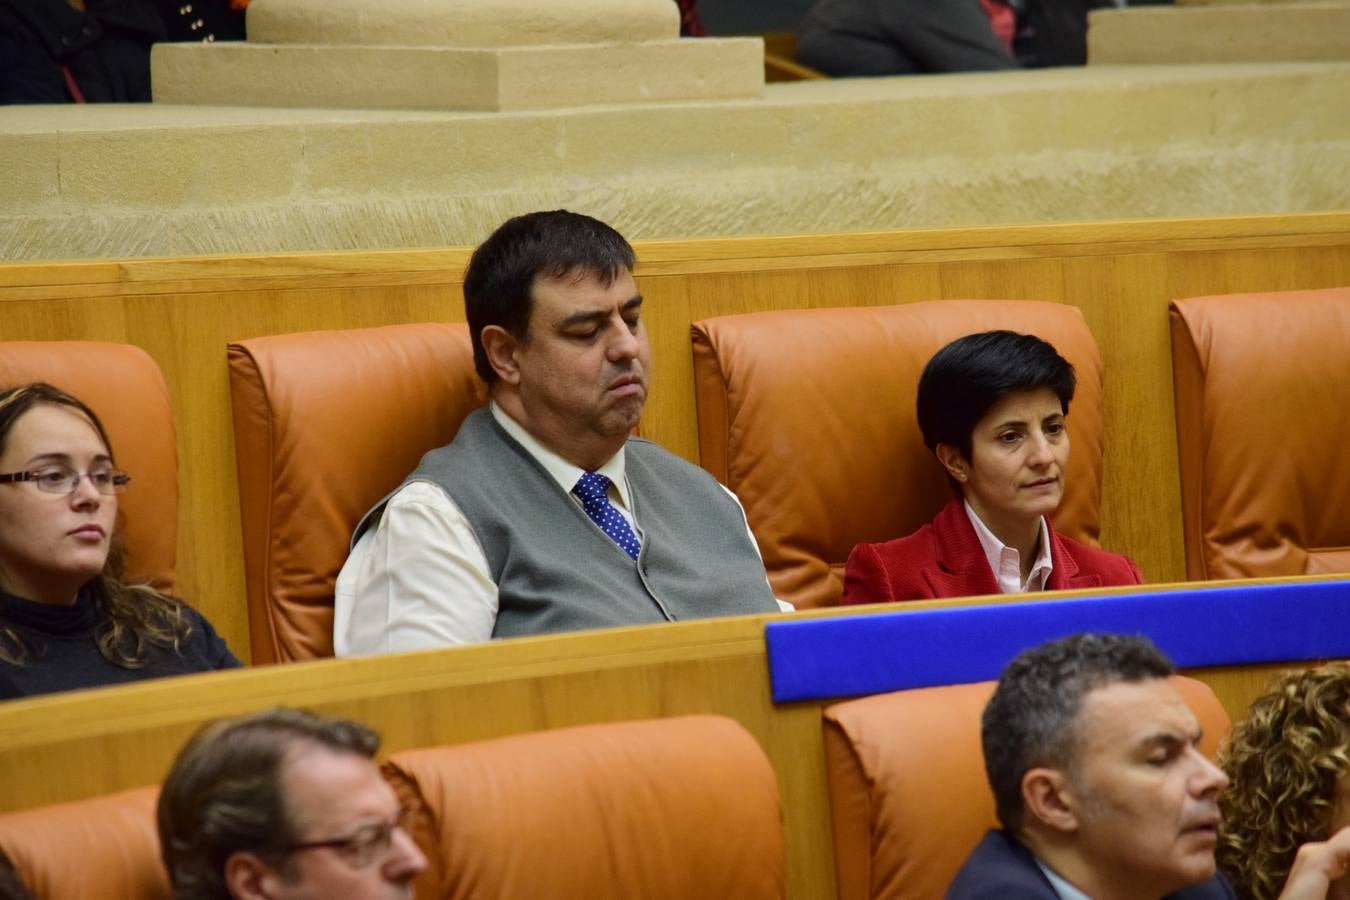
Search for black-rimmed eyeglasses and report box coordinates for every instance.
[0,465,131,495]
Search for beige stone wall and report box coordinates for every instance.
[1090,2,1350,64]
[2,62,1349,260]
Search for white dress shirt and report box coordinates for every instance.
[334,404,788,656]
[964,500,1054,594]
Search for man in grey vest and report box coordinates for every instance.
[334,210,785,655]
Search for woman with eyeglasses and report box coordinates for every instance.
[0,382,239,701]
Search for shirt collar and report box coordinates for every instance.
[1035,858,1093,900]
[489,402,631,511]
[963,499,1054,592]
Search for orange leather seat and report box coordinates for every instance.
[692,301,1107,609]
[0,786,168,899]
[822,676,1230,900]
[0,342,177,592]
[0,716,783,899]
[1170,287,1350,579]
[383,715,786,900]
[227,324,485,662]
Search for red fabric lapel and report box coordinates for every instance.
[924,497,1001,598]
[1046,520,1101,590]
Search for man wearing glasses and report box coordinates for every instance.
[158,707,426,900]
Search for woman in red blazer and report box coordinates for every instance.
[840,331,1141,605]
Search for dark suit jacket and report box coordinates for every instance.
[839,496,1142,605]
[946,829,1236,900]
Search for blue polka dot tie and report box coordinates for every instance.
[573,471,642,561]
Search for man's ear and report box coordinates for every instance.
[1022,767,1081,834]
[480,325,522,385]
[935,443,970,484]
[223,851,281,900]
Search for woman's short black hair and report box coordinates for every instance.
[916,330,1076,459]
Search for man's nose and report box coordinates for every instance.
[384,827,429,881]
[606,318,641,362]
[1190,749,1230,795]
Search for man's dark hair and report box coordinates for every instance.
[463,209,636,383]
[915,330,1076,462]
[157,707,380,900]
[982,633,1175,833]
[0,847,35,900]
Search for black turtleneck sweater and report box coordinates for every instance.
[0,589,241,701]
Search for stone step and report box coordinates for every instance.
[151,39,764,112]
[4,62,1349,259]
[152,0,763,112]
[1089,1,1350,63]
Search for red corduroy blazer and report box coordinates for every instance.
[839,496,1143,605]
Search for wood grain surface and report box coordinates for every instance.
[1,212,1347,665]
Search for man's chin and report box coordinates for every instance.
[601,401,646,433]
[1174,851,1218,886]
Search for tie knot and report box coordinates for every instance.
[573,471,612,502]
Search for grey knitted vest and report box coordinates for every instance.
[354,408,778,638]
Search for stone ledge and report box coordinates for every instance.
[4,138,1348,260]
[4,62,1348,258]
[151,38,764,111]
[1090,2,1350,64]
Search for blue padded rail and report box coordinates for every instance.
[765,580,1350,704]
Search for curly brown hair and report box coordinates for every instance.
[1218,664,1350,900]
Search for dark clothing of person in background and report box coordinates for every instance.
[0,848,35,900]
[795,0,1124,77]
[675,0,703,36]
[0,0,164,102]
[0,0,242,104]
[154,0,244,44]
[796,0,1016,77]
[1014,0,1115,67]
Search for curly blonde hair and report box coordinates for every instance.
[1218,664,1350,900]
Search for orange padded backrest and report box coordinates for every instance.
[1170,287,1350,580]
[0,786,168,899]
[227,324,485,664]
[0,342,177,593]
[692,301,1106,609]
[383,716,786,900]
[822,676,1230,900]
